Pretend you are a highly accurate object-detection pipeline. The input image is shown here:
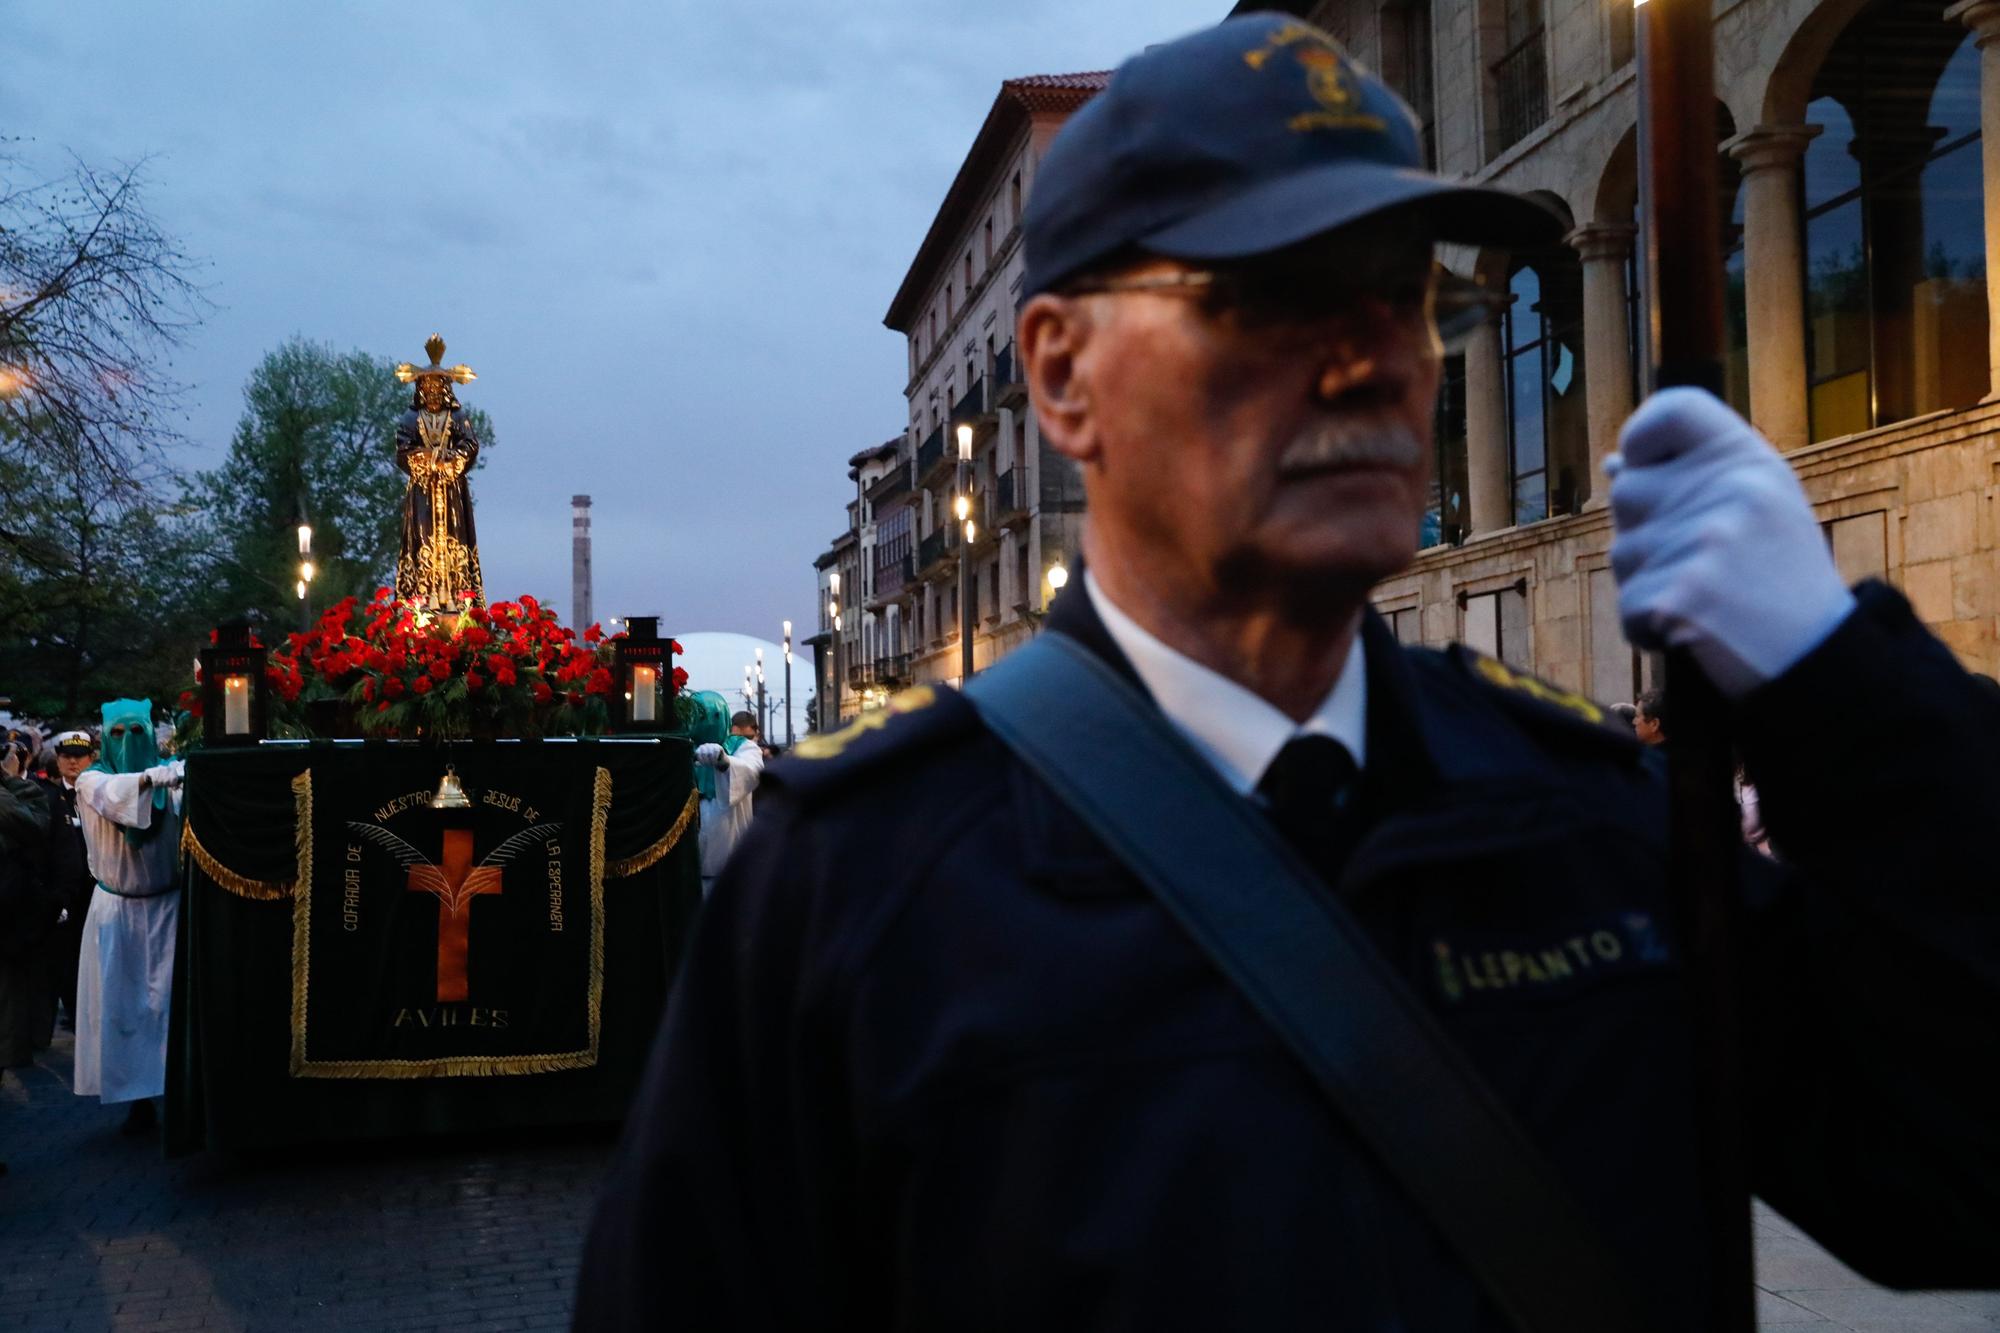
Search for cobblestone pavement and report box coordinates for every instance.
[1,1031,612,1332]
[5,1031,1998,1331]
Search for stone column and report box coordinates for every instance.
[1566,223,1636,503]
[1464,312,1512,535]
[1722,124,1820,451]
[1948,0,2000,400]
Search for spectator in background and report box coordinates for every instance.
[37,731,97,1029]
[694,712,765,894]
[1633,689,1668,747]
[1608,701,1638,732]
[0,734,55,1075]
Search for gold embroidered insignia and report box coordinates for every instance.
[1241,24,1389,133]
[791,685,939,761]
[1468,654,1607,725]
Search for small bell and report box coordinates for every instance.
[431,764,472,811]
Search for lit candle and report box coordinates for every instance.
[631,665,657,722]
[224,674,251,735]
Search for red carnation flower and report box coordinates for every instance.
[465,671,485,691]
[532,681,553,704]
[428,659,450,681]
[586,667,612,695]
[412,675,433,696]
[496,667,518,688]
[377,700,392,713]
[359,678,375,702]
[583,623,602,644]
[566,690,583,706]
[374,587,393,603]
[671,666,689,690]
[384,677,406,699]
[387,650,407,674]
[670,640,684,655]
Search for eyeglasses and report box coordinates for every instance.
[1062,262,1439,332]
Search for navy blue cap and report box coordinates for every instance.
[1023,13,1563,295]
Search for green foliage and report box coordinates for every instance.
[0,427,207,720]
[181,337,496,630]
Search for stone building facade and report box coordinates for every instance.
[1245,0,2000,695]
[818,0,2000,718]
[810,73,1103,725]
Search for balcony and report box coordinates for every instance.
[916,425,948,483]
[876,652,911,686]
[917,530,950,577]
[847,662,875,688]
[991,345,1026,407]
[872,551,913,601]
[952,379,986,427]
[867,466,911,506]
[1491,28,1547,153]
[994,469,1027,520]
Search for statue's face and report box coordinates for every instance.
[417,378,447,412]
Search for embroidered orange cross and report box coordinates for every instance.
[406,827,503,1003]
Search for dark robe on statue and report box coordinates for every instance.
[394,406,484,607]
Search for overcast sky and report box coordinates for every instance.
[5,1,1224,647]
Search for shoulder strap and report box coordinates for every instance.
[964,632,1655,1333]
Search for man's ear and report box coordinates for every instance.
[1018,294,1098,465]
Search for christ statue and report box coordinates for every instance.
[393,334,484,608]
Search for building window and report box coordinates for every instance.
[1489,0,1548,155]
[1461,584,1531,667]
[1803,0,1985,441]
[985,218,995,263]
[1426,352,1468,547]
[1501,251,1588,524]
[1384,0,1437,168]
[1607,0,1634,70]
[964,251,973,292]
[1010,172,1022,225]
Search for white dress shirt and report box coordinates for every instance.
[1085,572,1367,796]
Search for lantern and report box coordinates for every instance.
[199,621,270,746]
[612,616,675,732]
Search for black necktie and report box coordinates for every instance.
[1256,735,1359,889]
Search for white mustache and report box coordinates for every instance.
[1276,419,1423,476]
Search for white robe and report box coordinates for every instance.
[72,766,182,1103]
[697,741,765,885]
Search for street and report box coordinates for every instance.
[4,1030,1997,1331]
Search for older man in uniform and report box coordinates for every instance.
[576,15,2000,1330]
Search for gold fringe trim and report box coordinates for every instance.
[288,770,314,1078]
[181,820,294,900]
[288,764,616,1081]
[604,787,698,878]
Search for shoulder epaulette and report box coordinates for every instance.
[1447,645,1641,757]
[766,683,980,803]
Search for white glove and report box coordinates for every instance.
[694,743,724,768]
[1607,388,1855,699]
[144,761,185,790]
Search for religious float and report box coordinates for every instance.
[165,337,698,1154]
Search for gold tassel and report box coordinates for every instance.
[181,821,295,900]
[288,770,314,1079]
[604,788,699,878]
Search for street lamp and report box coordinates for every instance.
[295,519,315,631]
[956,423,974,684]
[1047,562,1069,594]
[754,647,769,739]
[782,619,795,746]
[829,572,842,729]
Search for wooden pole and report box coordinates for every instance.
[1636,0,1754,1327]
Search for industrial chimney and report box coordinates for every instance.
[571,495,593,629]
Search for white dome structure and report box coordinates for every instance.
[672,631,808,745]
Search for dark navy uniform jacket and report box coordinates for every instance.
[575,581,2000,1331]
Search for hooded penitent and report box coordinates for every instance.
[92,698,165,845]
[687,691,734,801]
